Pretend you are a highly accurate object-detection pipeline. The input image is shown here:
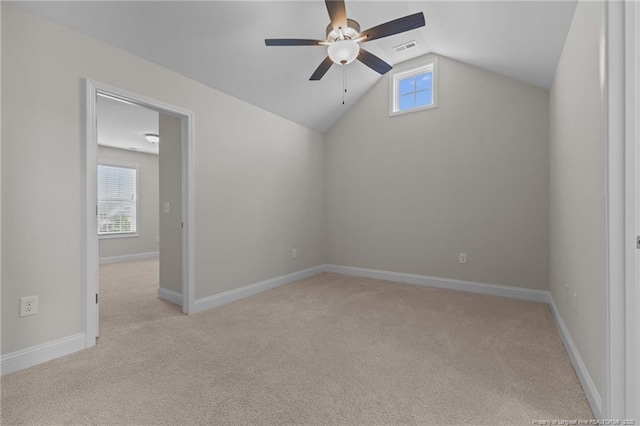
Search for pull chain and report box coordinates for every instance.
[342,65,348,105]
[342,65,346,105]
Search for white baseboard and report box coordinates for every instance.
[0,333,86,376]
[194,265,324,314]
[323,264,551,303]
[548,296,602,418]
[99,251,159,264]
[158,287,182,306]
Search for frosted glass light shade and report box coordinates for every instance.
[145,133,159,144]
[328,40,359,65]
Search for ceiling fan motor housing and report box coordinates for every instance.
[326,19,361,42]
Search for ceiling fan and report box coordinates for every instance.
[265,0,425,81]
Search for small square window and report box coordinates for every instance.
[390,62,436,116]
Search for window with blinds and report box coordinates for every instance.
[98,164,137,236]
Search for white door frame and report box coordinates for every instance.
[602,0,639,420]
[624,0,640,419]
[85,79,196,348]
[602,0,625,418]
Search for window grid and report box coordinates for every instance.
[390,62,436,116]
[399,72,433,111]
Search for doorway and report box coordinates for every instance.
[85,80,195,348]
[96,94,182,337]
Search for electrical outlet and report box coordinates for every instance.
[291,249,297,259]
[20,296,38,317]
[459,253,467,264]
[572,293,577,315]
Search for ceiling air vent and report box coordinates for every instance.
[393,40,418,53]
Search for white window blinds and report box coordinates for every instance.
[98,164,137,235]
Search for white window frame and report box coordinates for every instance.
[97,160,140,239]
[389,58,437,116]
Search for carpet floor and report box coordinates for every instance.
[1,259,593,425]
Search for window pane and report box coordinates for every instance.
[98,165,137,235]
[392,65,435,115]
[416,89,433,107]
[399,76,415,95]
[399,94,415,111]
[416,71,433,91]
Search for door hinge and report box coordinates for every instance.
[182,222,184,228]
[96,293,99,304]
[637,236,640,249]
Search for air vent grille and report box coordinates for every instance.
[394,40,418,53]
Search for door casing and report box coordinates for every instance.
[85,79,196,348]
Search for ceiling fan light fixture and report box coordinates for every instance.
[144,133,160,144]
[328,39,359,65]
[264,1,425,80]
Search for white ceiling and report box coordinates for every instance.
[16,1,577,133]
[97,94,159,155]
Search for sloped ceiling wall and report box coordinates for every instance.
[14,1,576,133]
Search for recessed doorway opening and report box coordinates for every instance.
[85,80,195,348]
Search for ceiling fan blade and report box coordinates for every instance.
[310,56,334,80]
[325,0,348,32]
[357,48,392,75]
[265,39,326,46]
[359,12,425,42]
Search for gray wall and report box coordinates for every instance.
[549,0,603,394]
[98,146,159,259]
[1,5,325,354]
[325,54,550,290]
[158,113,182,295]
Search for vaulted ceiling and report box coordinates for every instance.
[15,1,577,133]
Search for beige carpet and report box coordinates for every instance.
[1,259,593,425]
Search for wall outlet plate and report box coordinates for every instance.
[459,253,467,264]
[20,296,38,317]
